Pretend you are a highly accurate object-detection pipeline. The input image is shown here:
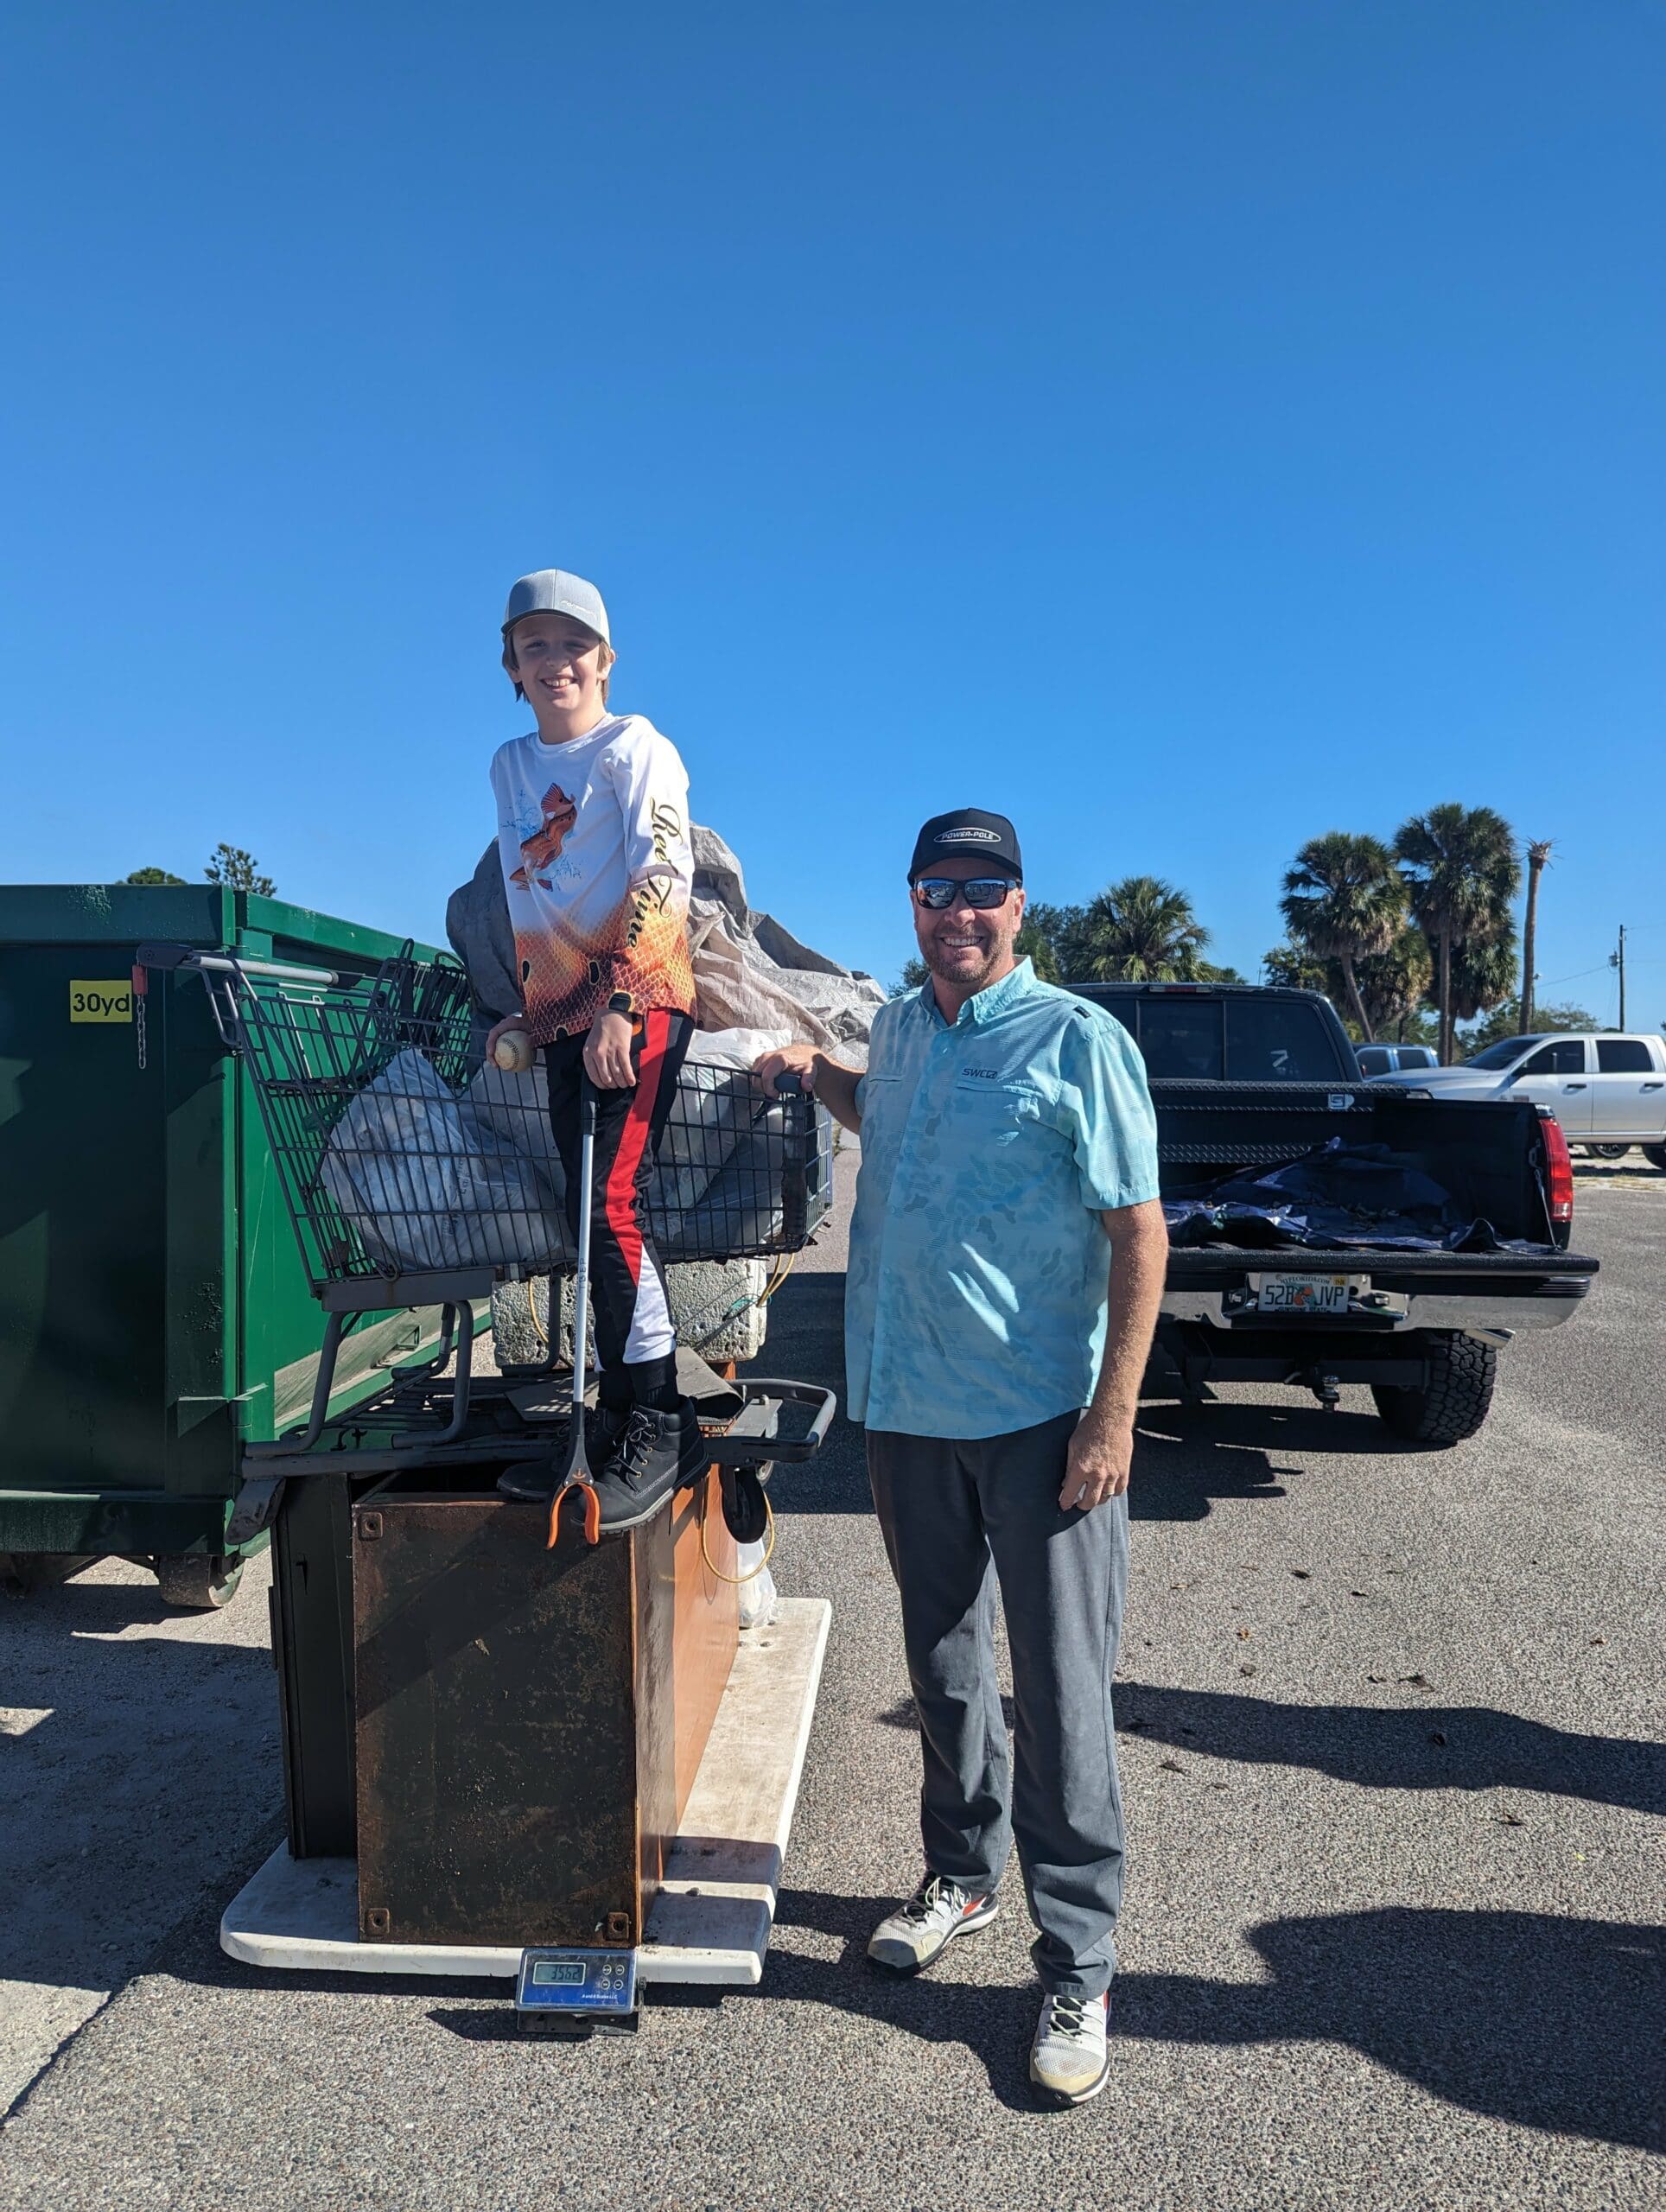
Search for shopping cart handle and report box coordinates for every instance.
[772,1072,804,1097]
[709,1380,837,1466]
[136,940,338,986]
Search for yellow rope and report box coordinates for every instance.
[700,1485,776,1585]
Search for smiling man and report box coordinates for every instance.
[755,806,1167,2109]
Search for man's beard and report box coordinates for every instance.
[923,935,1007,993]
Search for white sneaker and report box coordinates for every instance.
[1028,1990,1111,2107]
[867,1874,999,1976]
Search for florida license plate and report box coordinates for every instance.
[1255,1274,1354,1315]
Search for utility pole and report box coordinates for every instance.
[1612,924,1627,1031]
[1521,840,1552,1031]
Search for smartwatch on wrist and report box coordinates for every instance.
[607,991,634,1017]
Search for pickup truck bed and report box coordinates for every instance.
[1071,988,1599,1446]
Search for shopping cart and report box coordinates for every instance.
[135,942,836,1504]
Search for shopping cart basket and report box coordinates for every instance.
[135,942,836,1474]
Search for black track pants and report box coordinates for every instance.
[544,1010,692,1404]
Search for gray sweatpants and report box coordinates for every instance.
[867,1412,1129,1999]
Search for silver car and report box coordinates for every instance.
[1355,1043,1439,1077]
[1368,1033,1666,1165]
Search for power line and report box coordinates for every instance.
[1536,964,1612,988]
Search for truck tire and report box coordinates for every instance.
[1644,1145,1666,1172]
[156,1554,245,1610]
[1371,1334,1497,1447]
[1586,1144,1630,1160]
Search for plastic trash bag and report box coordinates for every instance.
[735,1548,779,1630]
[323,1032,810,1274]
[321,1050,569,1273]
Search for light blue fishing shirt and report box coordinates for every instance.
[847,959,1160,1440]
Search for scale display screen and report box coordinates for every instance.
[515,1947,638,2017]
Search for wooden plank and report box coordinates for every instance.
[670,1467,740,1820]
[631,1498,677,1921]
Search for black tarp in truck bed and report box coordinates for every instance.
[1148,1081,1570,1259]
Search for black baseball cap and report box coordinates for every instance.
[908,807,1024,884]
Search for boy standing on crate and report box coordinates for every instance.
[486,569,707,1530]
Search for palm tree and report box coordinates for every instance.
[1025,899,1094,980]
[1520,839,1552,1031]
[1448,928,1519,1029]
[1279,832,1407,1042]
[1076,876,1210,982]
[1393,804,1522,1064]
[1354,927,1433,1041]
[1262,942,1332,994]
[1014,918,1061,982]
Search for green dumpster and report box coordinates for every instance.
[0,884,484,1606]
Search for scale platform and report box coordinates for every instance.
[221,1599,830,1986]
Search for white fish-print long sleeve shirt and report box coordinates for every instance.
[489,712,696,1044]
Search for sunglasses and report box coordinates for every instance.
[912,876,1016,911]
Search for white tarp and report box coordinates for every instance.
[445,823,886,1062]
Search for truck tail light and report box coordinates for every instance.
[1537,1107,1574,1225]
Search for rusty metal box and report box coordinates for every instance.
[349,1474,735,1948]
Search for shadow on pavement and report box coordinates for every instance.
[871,1678,1663,1815]
[770,1891,1664,2145]
[750,1273,1420,1525]
[766,1887,1040,2113]
[1111,1681,1666,1815]
[1121,1907,1663,2152]
[0,1626,276,2002]
[2,1574,181,1633]
[1137,1399,1417,1458]
[0,1571,282,2114]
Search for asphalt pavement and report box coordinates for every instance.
[1,1151,1661,2209]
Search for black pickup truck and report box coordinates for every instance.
[1071,983,1599,1446]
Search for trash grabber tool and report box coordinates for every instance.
[547,1079,601,1548]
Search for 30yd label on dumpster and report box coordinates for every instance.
[69,981,133,1023]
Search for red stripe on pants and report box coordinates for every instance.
[604,1009,670,1289]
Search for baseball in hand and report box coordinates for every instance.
[492,1027,535,1074]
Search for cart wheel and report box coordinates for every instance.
[155,1554,245,1610]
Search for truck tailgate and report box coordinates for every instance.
[1153,1081,1569,1250]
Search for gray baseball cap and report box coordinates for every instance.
[501,569,611,646]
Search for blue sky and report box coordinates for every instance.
[3,2,1662,1020]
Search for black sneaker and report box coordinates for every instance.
[589,1400,709,1532]
[495,1406,626,1502]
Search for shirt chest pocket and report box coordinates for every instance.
[951,1077,1046,1145]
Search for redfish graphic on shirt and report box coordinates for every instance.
[509,784,578,889]
[513,879,696,1041]
[491,712,697,1042]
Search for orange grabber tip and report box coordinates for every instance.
[545,1479,601,1549]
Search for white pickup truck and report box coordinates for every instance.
[1370,1032,1666,1165]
